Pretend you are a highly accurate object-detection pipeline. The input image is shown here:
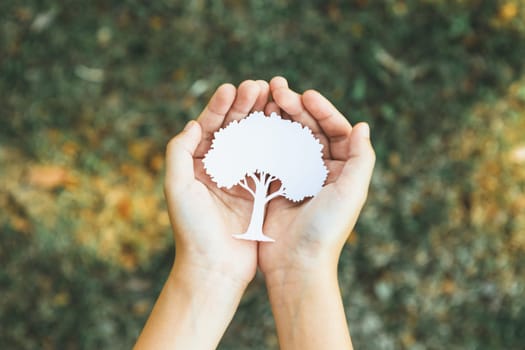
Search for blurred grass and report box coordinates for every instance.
[1,1,525,349]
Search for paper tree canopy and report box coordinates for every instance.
[203,111,328,242]
[203,111,328,201]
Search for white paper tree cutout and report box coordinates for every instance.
[203,111,328,242]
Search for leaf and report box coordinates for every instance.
[116,196,132,219]
[27,165,73,190]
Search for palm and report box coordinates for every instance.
[257,77,373,275]
[166,80,270,284]
[259,158,352,273]
[170,164,257,280]
[167,78,373,282]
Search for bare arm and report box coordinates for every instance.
[134,80,270,349]
[260,77,376,349]
[266,264,352,349]
[134,263,247,350]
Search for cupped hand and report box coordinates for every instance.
[164,79,270,287]
[259,77,376,280]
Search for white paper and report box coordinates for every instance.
[203,111,328,242]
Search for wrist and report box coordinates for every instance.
[170,258,250,297]
[134,256,247,350]
[264,263,352,349]
[262,248,338,287]
[263,261,338,297]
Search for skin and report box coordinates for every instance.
[260,77,375,349]
[134,77,375,350]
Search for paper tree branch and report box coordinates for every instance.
[203,111,328,242]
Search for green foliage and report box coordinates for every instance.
[1,1,525,349]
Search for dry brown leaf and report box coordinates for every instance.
[27,165,74,190]
[149,153,164,173]
[116,196,132,219]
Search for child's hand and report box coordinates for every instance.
[135,81,272,350]
[259,77,376,286]
[137,78,371,349]
[255,77,374,349]
[164,80,270,288]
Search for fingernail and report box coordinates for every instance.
[358,123,370,138]
[183,120,196,132]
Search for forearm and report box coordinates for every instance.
[134,262,246,350]
[266,266,353,350]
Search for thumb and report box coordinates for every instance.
[165,120,202,192]
[337,122,376,205]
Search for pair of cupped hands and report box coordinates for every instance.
[164,76,375,291]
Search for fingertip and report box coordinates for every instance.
[167,120,202,155]
[350,122,375,161]
[183,119,197,132]
[209,84,236,114]
[256,79,269,90]
[302,89,320,99]
[354,122,370,139]
[256,80,270,98]
[237,80,261,102]
[272,87,302,115]
[253,80,270,112]
[239,79,259,91]
[337,123,376,202]
[165,120,203,186]
[301,89,324,110]
[270,76,288,91]
[217,82,236,93]
[216,83,236,100]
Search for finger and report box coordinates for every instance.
[302,89,352,161]
[264,101,281,116]
[223,80,260,126]
[194,83,236,157]
[268,77,289,120]
[271,86,331,157]
[165,121,202,192]
[269,76,289,90]
[272,87,324,131]
[270,78,330,156]
[271,86,322,133]
[252,80,270,112]
[336,123,375,203]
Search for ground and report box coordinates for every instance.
[1,1,525,349]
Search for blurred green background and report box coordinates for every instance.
[1,1,525,349]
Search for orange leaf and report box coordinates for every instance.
[27,165,72,190]
[117,196,132,219]
[149,153,164,173]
